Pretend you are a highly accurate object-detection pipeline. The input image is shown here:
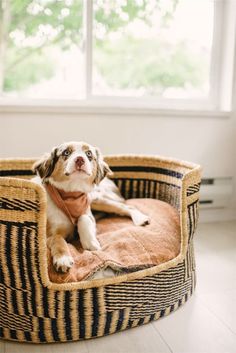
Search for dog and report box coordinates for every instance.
[33,141,149,273]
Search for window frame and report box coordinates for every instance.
[0,0,235,115]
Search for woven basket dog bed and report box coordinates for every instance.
[0,155,201,343]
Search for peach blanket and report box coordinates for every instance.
[48,199,181,283]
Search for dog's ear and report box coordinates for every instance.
[33,147,59,181]
[94,148,113,185]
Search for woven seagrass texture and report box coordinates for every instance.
[0,155,201,343]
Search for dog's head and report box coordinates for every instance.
[33,141,112,192]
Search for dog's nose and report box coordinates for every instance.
[75,156,85,168]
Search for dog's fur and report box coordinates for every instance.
[33,141,149,273]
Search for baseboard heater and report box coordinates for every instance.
[199,177,233,209]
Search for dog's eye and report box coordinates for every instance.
[86,150,93,159]
[62,149,71,157]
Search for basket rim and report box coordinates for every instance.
[0,153,201,170]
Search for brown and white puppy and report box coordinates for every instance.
[33,141,149,273]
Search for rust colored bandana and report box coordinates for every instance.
[44,183,90,224]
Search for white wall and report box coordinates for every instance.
[0,109,236,221]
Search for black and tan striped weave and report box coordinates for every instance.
[0,155,201,343]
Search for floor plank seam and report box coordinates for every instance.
[151,322,173,353]
[195,293,236,337]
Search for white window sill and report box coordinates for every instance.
[0,99,231,118]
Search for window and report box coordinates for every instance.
[0,0,85,99]
[93,0,213,100]
[0,0,235,110]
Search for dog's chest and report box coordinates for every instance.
[47,195,74,234]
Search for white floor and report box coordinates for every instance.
[1,221,236,353]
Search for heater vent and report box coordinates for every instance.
[200,177,233,209]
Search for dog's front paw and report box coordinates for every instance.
[131,210,150,226]
[81,237,101,251]
[53,255,74,273]
[89,239,101,251]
